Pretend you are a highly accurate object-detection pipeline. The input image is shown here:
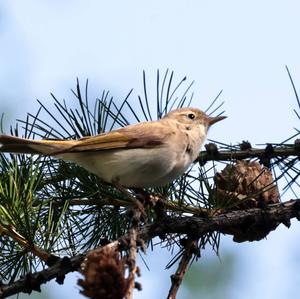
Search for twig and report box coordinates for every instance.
[0,224,57,264]
[167,239,198,299]
[69,196,210,216]
[197,146,300,165]
[125,204,143,299]
[69,197,132,207]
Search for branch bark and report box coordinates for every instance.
[197,145,299,165]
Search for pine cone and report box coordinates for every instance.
[78,247,129,299]
[214,160,281,242]
[214,160,280,208]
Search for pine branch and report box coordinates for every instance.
[1,199,299,298]
[140,199,300,241]
[0,254,84,298]
[197,143,300,165]
[1,71,300,298]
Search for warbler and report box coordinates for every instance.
[0,108,226,187]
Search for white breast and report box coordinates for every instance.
[60,146,188,188]
[59,124,207,188]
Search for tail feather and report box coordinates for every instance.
[0,135,76,155]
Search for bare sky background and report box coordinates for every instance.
[1,1,300,299]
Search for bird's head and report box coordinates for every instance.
[163,107,227,131]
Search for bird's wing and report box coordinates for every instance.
[61,121,174,153]
[0,121,174,155]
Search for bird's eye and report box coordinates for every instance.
[188,113,195,120]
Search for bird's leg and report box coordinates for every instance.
[131,188,149,203]
[131,188,167,220]
[112,180,146,218]
[132,188,164,207]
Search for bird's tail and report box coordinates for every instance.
[0,135,77,155]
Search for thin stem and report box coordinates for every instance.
[0,224,55,263]
[167,239,198,299]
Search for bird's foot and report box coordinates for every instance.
[112,181,147,221]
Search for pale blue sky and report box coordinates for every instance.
[1,1,300,299]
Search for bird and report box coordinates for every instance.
[0,107,226,188]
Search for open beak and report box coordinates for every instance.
[207,115,227,126]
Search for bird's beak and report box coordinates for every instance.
[207,115,227,126]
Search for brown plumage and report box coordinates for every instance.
[0,120,174,155]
